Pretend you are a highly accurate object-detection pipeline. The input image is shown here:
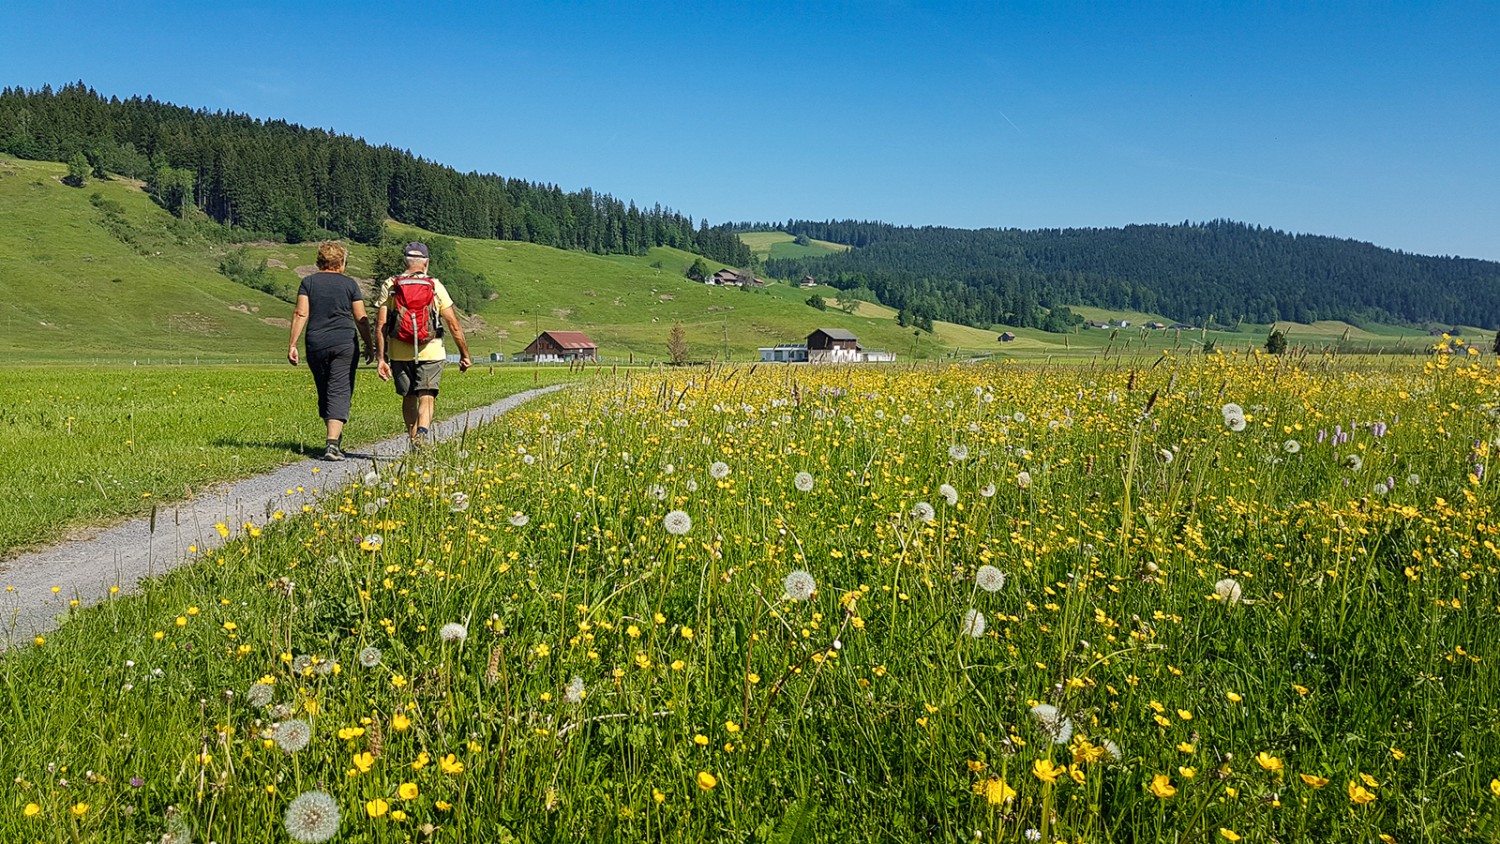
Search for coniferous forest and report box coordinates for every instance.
[756,220,1500,331]
[0,83,752,266]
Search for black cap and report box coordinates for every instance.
[403,242,429,259]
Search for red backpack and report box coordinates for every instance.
[387,275,442,344]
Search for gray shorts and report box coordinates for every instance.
[392,360,443,395]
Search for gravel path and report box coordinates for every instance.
[0,385,566,640]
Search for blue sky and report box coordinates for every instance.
[6,1,1498,259]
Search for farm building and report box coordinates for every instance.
[998,331,1017,342]
[807,328,861,363]
[521,330,598,362]
[757,344,809,363]
[799,275,817,288]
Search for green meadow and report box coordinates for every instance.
[0,364,577,558]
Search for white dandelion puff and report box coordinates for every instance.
[949,444,970,461]
[563,676,586,704]
[273,719,312,753]
[1283,439,1301,454]
[449,492,470,512]
[960,608,987,638]
[1029,704,1074,745]
[1158,448,1174,464]
[1407,473,1421,487]
[1016,471,1032,489]
[901,414,914,425]
[1213,578,1243,605]
[793,472,815,492]
[975,565,1007,593]
[357,646,382,668]
[361,471,379,488]
[1343,454,1363,471]
[284,790,341,843]
[911,502,936,523]
[938,483,958,506]
[1373,482,1389,495]
[663,510,693,536]
[685,479,699,492]
[508,512,530,527]
[979,483,996,498]
[246,682,274,708]
[1012,411,1027,423]
[439,623,468,643]
[360,534,383,551]
[647,484,667,501]
[1225,415,1247,432]
[1101,739,1121,761]
[709,461,731,479]
[1221,403,1243,421]
[783,570,817,601]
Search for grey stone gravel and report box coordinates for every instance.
[0,385,565,640]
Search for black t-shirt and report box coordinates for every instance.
[298,272,363,350]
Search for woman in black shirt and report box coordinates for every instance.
[287,241,375,461]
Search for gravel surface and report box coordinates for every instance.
[0,385,565,640]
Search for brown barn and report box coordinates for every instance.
[807,328,861,363]
[523,330,598,361]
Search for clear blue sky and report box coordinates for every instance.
[6,1,1498,259]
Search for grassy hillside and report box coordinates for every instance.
[0,157,1466,365]
[738,230,850,262]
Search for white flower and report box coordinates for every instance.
[1214,578,1243,605]
[793,472,815,492]
[358,646,382,668]
[960,608,986,638]
[949,444,970,461]
[563,676,586,704]
[440,623,468,643]
[663,510,692,536]
[246,682,274,708]
[911,502,936,523]
[685,479,699,492]
[1158,448,1174,464]
[1016,471,1032,489]
[1028,703,1074,744]
[975,565,1006,593]
[938,483,958,506]
[508,512,530,527]
[1283,439,1301,454]
[1225,415,1247,432]
[709,461,731,479]
[783,570,816,601]
[284,790,341,843]
[273,719,312,753]
[449,492,470,512]
[979,483,996,498]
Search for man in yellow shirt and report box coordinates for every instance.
[374,242,472,447]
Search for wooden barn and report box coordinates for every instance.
[807,328,861,363]
[522,330,598,362]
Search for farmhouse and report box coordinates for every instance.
[799,275,817,288]
[807,328,861,363]
[521,330,598,362]
[998,331,1016,342]
[709,269,738,286]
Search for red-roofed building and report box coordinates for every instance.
[522,330,599,362]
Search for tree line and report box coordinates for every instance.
[751,219,1500,330]
[0,83,751,266]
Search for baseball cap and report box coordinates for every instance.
[403,241,429,258]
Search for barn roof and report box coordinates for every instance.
[540,330,597,349]
[812,328,859,341]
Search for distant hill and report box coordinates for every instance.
[738,231,850,262]
[0,83,752,267]
[757,219,1500,331]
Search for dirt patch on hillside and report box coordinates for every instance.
[260,317,292,329]
[552,308,573,319]
[227,304,263,314]
[167,313,222,335]
[293,265,317,278]
[265,259,287,269]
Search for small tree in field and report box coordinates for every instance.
[1265,327,1288,355]
[64,152,89,187]
[666,321,689,366]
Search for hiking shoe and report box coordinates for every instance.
[322,444,346,462]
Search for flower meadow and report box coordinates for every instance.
[8,351,1500,842]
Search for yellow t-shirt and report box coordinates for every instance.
[375,273,454,362]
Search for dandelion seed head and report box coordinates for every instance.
[939,483,958,506]
[949,444,970,461]
[1028,704,1074,744]
[357,646,382,668]
[663,510,693,536]
[273,719,312,753]
[1214,578,1243,605]
[508,512,530,527]
[564,676,586,704]
[1016,471,1032,489]
[783,570,816,601]
[439,623,468,643]
[246,682,274,708]
[976,565,1007,593]
[284,790,341,843]
[793,472,815,493]
[979,483,996,498]
[1283,439,1301,454]
[1226,415,1247,432]
[912,502,936,523]
[1344,454,1363,471]
[448,492,470,512]
[709,461,731,479]
[960,608,986,638]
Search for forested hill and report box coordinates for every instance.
[0,83,751,266]
[758,219,1500,330]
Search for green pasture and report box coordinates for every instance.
[737,230,850,262]
[0,364,580,558]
